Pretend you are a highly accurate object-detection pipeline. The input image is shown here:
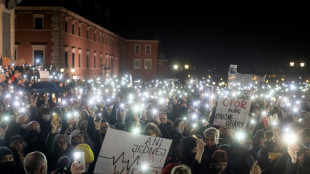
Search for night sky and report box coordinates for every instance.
[106,6,310,74]
[17,1,310,75]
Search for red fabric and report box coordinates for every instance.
[161,163,177,174]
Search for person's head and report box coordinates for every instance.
[9,135,27,152]
[71,129,84,146]
[179,135,203,165]
[159,112,168,124]
[24,151,48,174]
[54,134,68,152]
[204,127,220,148]
[253,129,265,149]
[0,146,14,171]
[26,121,41,141]
[100,120,109,135]
[264,130,273,142]
[38,107,51,122]
[79,120,88,133]
[212,150,228,173]
[171,164,192,174]
[143,123,162,137]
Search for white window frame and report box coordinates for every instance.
[133,59,141,70]
[33,14,44,29]
[144,59,152,70]
[145,44,151,54]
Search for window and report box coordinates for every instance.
[87,55,89,67]
[78,25,81,36]
[72,23,75,34]
[135,44,140,54]
[145,59,152,70]
[146,45,151,54]
[94,32,96,41]
[94,56,96,67]
[78,54,81,67]
[32,45,45,65]
[65,52,68,67]
[87,28,89,39]
[133,59,141,70]
[34,18,43,29]
[72,52,75,67]
[65,21,68,32]
[14,45,18,61]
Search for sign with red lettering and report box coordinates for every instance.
[213,98,251,128]
[94,128,172,174]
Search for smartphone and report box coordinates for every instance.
[73,152,85,173]
[57,98,61,103]
[52,113,58,124]
[52,93,56,103]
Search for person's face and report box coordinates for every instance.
[205,135,217,148]
[215,162,227,173]
[159,114,168,124]
[101,122,109,135]
[28,122,41,132]
[55,137,67,151]
[0,154,13,163]
[146,129,157,137]
[72,133,84,144]
[11,140,24,152]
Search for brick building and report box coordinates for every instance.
[14,6,167,81]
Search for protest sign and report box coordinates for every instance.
[213,97,251,128]
[39,71,50,81]
[94,128,172,174]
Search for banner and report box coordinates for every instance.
[213,98,251,128]
[94,128,172,174]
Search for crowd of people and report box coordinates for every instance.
[0,64,310,174]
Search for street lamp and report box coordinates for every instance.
[290,62,295,67]
[300,62,305,67]
[184,64,189,69]
[173,65,179,70]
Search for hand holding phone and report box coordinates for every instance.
[73,152,85,173]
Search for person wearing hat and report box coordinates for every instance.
[0,146,23,174]
[9,135,27,173]
[70,129,85,147]
[72,143,94,174]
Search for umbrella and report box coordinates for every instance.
[29,81,64,93]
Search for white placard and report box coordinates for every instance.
[39,71,50,81]
[94,128,172,174]
[213,98,251,128]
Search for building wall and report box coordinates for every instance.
[15,6,163,81]
[0,1,15,63]
[122,40,159,81]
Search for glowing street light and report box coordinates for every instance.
[290,62,295,67]
[71,68,75,73]
[300,62,305,67]
[173,65,179,70]
[184,64,189,69]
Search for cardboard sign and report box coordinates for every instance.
[94,129,172,174]
[39,71,50,81]
[213,98,251,128]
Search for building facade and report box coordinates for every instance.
[14,6,167,81]
[0,0,15,64]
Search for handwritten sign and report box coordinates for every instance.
[94,128,172,174]
[213,98,251,128]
